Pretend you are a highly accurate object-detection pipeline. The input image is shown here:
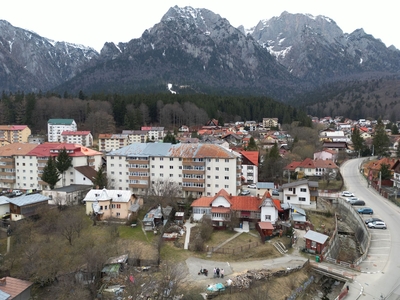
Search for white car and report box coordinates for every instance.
[368,221,387,229]
[341,191,354,197]
[247,184,257,189]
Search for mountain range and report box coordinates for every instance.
[0,6,399,104]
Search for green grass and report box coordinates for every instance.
[118,224,154,243]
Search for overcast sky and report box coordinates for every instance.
[1,1,398,52]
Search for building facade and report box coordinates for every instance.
[106,143,241,197]
[47,119,77,142]
[60,131,93,147]
[0,125,31,146]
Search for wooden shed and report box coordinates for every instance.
[303,230,329,254]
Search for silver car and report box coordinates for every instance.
[368,221,387,229]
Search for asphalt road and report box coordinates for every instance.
[341,158,400,299]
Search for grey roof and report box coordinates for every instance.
[0,289,10,300]
[291,205,306,216]
[304,230,329,244]
[282,179,318,189]
[49,184,92,193]
[6,194,50,207]
[257,182,275,189]
[292,213,306,223]
[83,189,132,203]
[0,196,9,206]
[129,203,140,212]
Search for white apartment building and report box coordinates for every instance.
[122,130,149,143]
[106,143,241,197]
[98,134,129,152]
[47,119,77,142]
[141,127,164,142]
[60,131,93,147]
[14,143,102,190]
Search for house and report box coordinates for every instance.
[42,184,93,206]
[259,192,282,225]
[290,205,308,230]
[98,134,129,152]
[303,230,329,254]
[291,158,338,179]
[0,277,33,300]
[47,119,77,142]
[142,205,164,231]
[0,197,10,218]
[0,125,31,146]
[254,182,276,197]
[191,189,262,229]
[240,151,259,184]
[83,188,138,220]
[7,193,50,221]
[141,126,165,142]
[282,179,319,206]
[60,131,93,147]
[313,149,338,162]
[178,125,189,132]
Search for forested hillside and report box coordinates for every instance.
[0,92,312,136]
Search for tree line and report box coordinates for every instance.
[0,91,312,137]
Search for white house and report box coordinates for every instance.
[313,149,338,162]
[259,192,280,225]
[281,179,319,206]
[47,119,77,142]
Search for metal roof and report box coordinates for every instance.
[0,197,9,206]
[49,184,92,193]
[6,194,49,207]
[304,230,329,244]
[257,182,275,189]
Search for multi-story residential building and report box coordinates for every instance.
[281,179,319,206]
[106,143,241,197]
[0,143,38,190]
[240,151,259,184]
[47,119,77,142]
[262,118,279,129]
[14,143,102,190]
[141,127,164,142]
[122,130,149,144]
[60,131,93,147]
[98,134,129,152]
[0,125,31,146]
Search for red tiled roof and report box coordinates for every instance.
[0,125,28,131]
[273,199,283,212]
[298,157,315,168]
[191,196,213,207]
[26,142,102,157]
[240,151,259,166]
[61,131,91,135]
[284,161,301,171]
[231,196,262,211]
[258,222,274,230]
[0,277,33,298]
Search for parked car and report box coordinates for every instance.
[341,191,355,197]
[358,207,373,214]
[13,190,23,196]
[364,218,382,224]
[368,221,387,229]
[350,200,365,206]
[240,190,250,196]
[247,184,257,189]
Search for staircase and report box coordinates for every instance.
[273,241,288,255]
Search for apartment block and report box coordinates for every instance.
[106,143,242,197]
[141,127,165,142]
[0,143,38,190]
[98,134,129,152]
[13,143,102,190]
[47,119,77,142]
[0,125,32,146]
[60,131,93,147]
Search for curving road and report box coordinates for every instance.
[342,158,400,299]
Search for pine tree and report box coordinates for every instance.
[246,137,258,151]
[372,120,390,157]
[93,165,108,189]
[351,127,365,154]
[42,157,60,189]
[56,148,73,187]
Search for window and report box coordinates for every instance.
[311,241,316,249]
[299,197,306,202]
[286,196,290,200]
[224,176,229,180]
[215,184,219,188]
[207,175,211,179]
[160,165,164,169]
[160,157,164,161]
[119,164,122,167]
[215,159,219,162]
[207,167,211,170]
[111,171,115,175]
[215,176,219,179]
[225,159,229,162]
[116,212,121,217]
[117,204,121,209]
[160,174,164,177]
[104,206,108,210]
[265,215,271,221]
[300,188,307,192]
[111,164,114,167]
[170,166,173,169]
[225,168,229,171]
[215,167,219,171]
[170,174,173,177]
[170,158,173,161]
[119,172,122,175]
[111,156,114,159]
[224,185,229,188]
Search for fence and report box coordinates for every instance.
[209,241,260,254]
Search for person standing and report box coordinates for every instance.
[221,268,224,278]
[216,267,220,278]
[213,267,216,278]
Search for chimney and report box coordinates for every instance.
[0,277,6,286]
